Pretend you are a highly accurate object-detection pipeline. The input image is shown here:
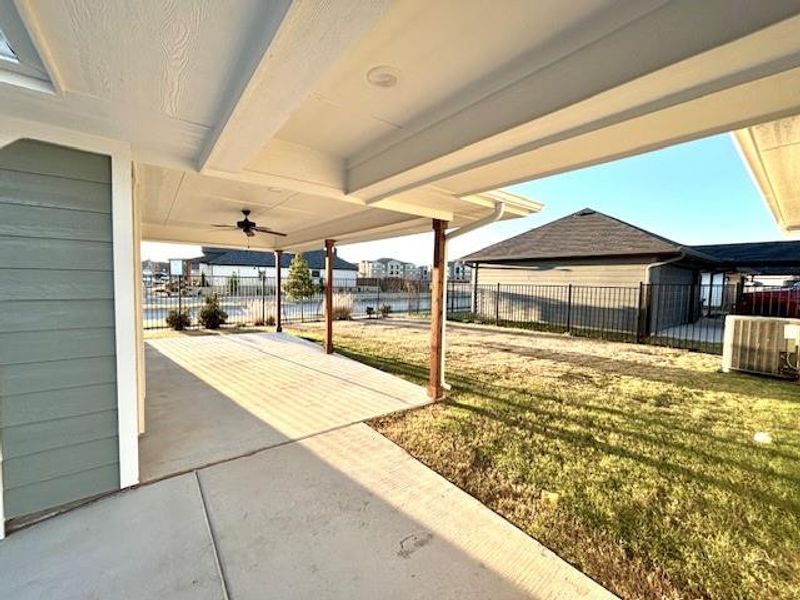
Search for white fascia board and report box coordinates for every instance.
[460,190,543,216]
[731,128,788,233]
[199,0,391,173]
[347,0,800,200]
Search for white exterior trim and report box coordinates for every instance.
[0,118,141,538]
[111,152,140,488]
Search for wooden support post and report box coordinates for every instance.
[429,219,448,399]
[324,239,335,354]
[274,250,283,332]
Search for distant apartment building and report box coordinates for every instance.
[448,260,473,281]
[359,258,419,279]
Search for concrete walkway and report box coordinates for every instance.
[140,332,431,481]
[0,332,617,599]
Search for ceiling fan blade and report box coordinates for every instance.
[211,224,239,229]
[253,227,288,237]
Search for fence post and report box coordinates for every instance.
[471,266,479,315]
[734,280,744,314]
[636,282,644,343]
[495,282,500,325]
[261,274,266,325]
[566,284,573,333]
[177,275,183,319]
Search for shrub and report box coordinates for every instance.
[265,315,276,327]
[166,309,191,331]
[332,292,354,321]
[366,306,375,318]
[332,306,352,320]
[198,294,228,329]
[379,303,392,318]
[246,299,276,326]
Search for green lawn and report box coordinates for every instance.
[289,319,800,600]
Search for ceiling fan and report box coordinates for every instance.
[212,209,287,238]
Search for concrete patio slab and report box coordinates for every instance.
[199,423,615,600]
[141,332,430,481]
[0,474,224,600]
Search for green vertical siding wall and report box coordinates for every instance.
[0,139,119,521]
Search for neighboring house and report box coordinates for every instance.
[463,208,800,333]
[693,241,800,286]
[464,209,721,287]
[465,209,800,288]
[358,258,420,279]
[192,247,358,287]
[141,259,168,278]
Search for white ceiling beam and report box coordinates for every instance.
[286,214,432,252]
[202,139,457,222]
[439,64,800,196]
[198,0,392,174]
[347,0,800,200]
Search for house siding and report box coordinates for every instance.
[473,258,651,333]
[0,140,119,521]
[647,263,698,332]
[476,258,651,287]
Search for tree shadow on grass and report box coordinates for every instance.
[331,345,800,502]
[476,340,799,404]
[442,396,800,515]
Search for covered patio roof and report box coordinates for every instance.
[2,1,800,250]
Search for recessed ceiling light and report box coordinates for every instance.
[366,66,400,88]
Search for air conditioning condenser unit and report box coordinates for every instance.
[722,316,800,380]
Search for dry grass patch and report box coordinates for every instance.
[289,319,800,600]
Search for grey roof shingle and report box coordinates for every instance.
[204,249,357,270]
[463,209,689,263]
[692,241,800,265]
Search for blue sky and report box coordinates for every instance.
[143,133,781,265]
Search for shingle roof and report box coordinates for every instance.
[692,241,800,266]
[206,249,357,271]
[463,208,691,263]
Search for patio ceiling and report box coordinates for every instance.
[135,164,538,251]
[2,1,800,247]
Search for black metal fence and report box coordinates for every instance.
[144,274,798,355]
[142,275,464,329]
[452,282,798,354]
